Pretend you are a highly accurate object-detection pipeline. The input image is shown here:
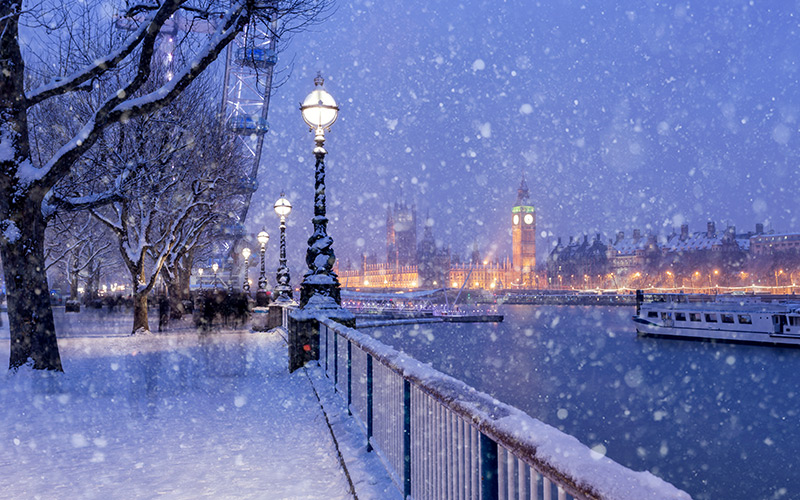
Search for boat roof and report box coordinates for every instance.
[641,296,800,314]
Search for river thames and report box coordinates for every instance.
[365,304,799,500]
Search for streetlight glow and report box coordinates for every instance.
[300,74,339,131]
[258,230,269,247]
[274,195,292,219]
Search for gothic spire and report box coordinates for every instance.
[516,173,530,206]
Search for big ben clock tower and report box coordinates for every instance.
[511,175,536,284]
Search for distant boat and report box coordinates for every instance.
[632,291,800,346]
[434,309,504,323]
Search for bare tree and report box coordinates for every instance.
[0,0,331,370]
[91,161,222,334]
[84,67,249,334]
[44,214,113,306]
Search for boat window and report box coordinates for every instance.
[675,312,686,321]
[705,313,718,323]
[721,314,735,324]
[661,312,671,321]
[647,311,658,318]
[790,316,800,327]
[738,314,752,325]
[690,312,702,322]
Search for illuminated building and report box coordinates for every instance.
[511,175,536,285]
[339,178,533,291]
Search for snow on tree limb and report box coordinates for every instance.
[44,190,126,220]
[24,11,154,107]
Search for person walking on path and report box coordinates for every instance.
[158,294,170,332]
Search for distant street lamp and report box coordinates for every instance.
[257,229,270,306]
[241,247,251,292]
[274,194,294,302]
[197,268,204,288]
[212,262,219,289]
[297,73,346,308]
[775,269,784,289]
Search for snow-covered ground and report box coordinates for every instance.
[0,311,375,499]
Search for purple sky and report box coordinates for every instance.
[248,0,800,275]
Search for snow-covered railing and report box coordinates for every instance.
[317,318,691,500]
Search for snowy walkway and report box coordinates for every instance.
[0,313,358,499]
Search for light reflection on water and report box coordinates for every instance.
[365,304,800,500]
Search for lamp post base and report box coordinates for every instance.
[299,282,343,309]
[288,294,354,373]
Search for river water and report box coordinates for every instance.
[364,304,799,500]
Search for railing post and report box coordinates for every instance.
[366,355,373,452]
[347,340,352,415]
[333,330,338,392]
[403,379,412,499]
[324,324,328,374]
[480,432,499,500]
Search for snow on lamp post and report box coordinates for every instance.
[274,194,294,302]
[297,73,345,308]
[256,229,270,306]
[241,247,251,293]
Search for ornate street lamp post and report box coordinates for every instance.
[197,268,204,289]
[211,262,219,289]
[241,247,251,293]
[274,194,294,302]
[256,229,270,306]
[288,74,353,373]
[297,73,346,308]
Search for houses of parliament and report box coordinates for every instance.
[337,177,537,290]
[337,173,800,292]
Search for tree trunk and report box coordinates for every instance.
[0,1,61,370]
[166,270,185,320]
[132,291,150,334]
[69,263,79,301]
[87,259,100,302]
[1,200,62,371]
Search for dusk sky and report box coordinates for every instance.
[248,0,800,274]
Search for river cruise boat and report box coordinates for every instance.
[632,292,800,346]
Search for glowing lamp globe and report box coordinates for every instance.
[257,229,270,247]
[274,196,292,218]
[300,74,338,131]
[242,247,251,260]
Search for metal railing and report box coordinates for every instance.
[316,318,691,500]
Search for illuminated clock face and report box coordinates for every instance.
[524,213,534,225]
[512,214,520,225]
